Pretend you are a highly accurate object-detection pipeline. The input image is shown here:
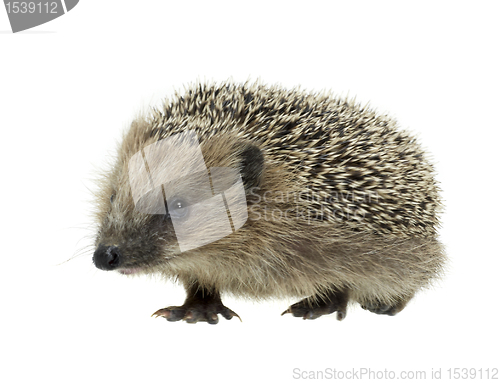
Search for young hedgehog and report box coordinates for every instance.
[92,81,445,324]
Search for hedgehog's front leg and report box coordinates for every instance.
[282,288,349,321]
[152,281,240,324]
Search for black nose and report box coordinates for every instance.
[93,245,122,271]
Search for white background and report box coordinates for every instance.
[1,1,499,382]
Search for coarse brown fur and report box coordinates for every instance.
[92,81,446,323]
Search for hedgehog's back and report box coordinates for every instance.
[148,81,441,237]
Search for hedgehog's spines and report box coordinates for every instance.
[150,80,441,237]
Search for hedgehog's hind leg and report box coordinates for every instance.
[281,288,349,321]
[152,281,240,324]
[360,294,414,316]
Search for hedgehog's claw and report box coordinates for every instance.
[152,307,186,321]
[220,307,241,322]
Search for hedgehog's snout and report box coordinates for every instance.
[93,244,122,271]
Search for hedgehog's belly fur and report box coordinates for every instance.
[160,225,445,306]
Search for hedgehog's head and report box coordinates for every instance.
[92,121,265,275]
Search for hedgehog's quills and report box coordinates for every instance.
[91,81,446,324]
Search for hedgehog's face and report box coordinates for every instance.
[92,130,264,275]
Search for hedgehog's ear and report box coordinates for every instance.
[236,141,264,190]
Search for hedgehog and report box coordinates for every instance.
[92,81,445,324]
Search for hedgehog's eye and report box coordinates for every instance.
[110,193,116,204]
[167,198,190,220]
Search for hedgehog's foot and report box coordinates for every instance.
[152,283,240,324]
[152,303,240,324]
[360,295,413,316]
[281,289,349,321]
